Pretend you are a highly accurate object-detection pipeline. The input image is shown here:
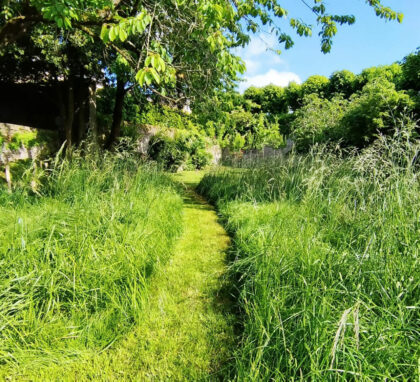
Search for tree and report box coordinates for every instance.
[355,63,403,91]
[291,94,349,151]
[342,78,414,146]
[0,22,103,145]
[0,0,404,146]
[400,48,420,115]
[301,75,330,98]
[245,85,288,115]
[328,70,357,98]
[400,48,420,91]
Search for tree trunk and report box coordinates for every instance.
[106,77,126,149]
[88,82,98,143]
[75,81,88,145]
[64,79,75,147]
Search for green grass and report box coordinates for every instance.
[0,151,183,377]
[198,130,420,381]
[0,167,237,380]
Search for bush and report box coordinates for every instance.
[8,131,38,150]
[148,130,212,171]
[343,78,414,146]
[291,94,349,151]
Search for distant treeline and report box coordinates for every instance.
[192,48,420,152]
[95,49,420,169]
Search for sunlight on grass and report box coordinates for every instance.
[198,130,420,381]
[1,166,236,380]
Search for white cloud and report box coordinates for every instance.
[243,58,261,73]
[271,55,286,65]
[242,34,278,57]
[239,69,301,93]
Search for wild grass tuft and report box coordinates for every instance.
[0,148,183,371]
[199,127,420,381]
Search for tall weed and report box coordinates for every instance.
[199,127,420,380]
[0,149,183,368]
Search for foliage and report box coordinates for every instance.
[236,49,419,152]
[291,94,349,151]
[1,0,404,95]
[343,78,414,146]
[400,48,420,114]
[198,126,420,381]
[244,85,287,115]
[301,75,330,98]
[355,63,403,90]
[400,48,420,91]
[283,81,303,111]
[328,70,357,98]
[136,105,196,131]
[148,130,212,171]
[0,150,183,370]
[7,131,38,150]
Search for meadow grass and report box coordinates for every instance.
[198,129,420,381]
[0,149,183,374]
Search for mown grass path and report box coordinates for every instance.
[24,171,235,381]
[119,170,236,380]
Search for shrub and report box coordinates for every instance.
[291,94,349,151]
[7,131,38,150]
[343,78,414,146]
[148,130,212,171]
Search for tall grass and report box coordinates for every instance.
[199,128,420,380]
[0,149,183,370]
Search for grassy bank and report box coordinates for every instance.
[198,130,420,380]
[0,151,183,374]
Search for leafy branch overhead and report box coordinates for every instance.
[0,0,404,93]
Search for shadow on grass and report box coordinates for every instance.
[174,173,244,380]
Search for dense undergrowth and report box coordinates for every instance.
[198,128,420,381]
[0,149,183,371]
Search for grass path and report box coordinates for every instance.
[116,170,236,380]
[19,171,236,381]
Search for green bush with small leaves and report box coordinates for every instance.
[291,94,349,151]
[148,130,212,171]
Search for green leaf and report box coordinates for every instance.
[144,72,153,86]
[150,68,160,84]
[100,25,109,42]
[136,69,147,86]
[109,27,117,42]
[119,28,128,42]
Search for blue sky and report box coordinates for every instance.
[236,0,420,92]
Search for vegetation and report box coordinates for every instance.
[198,125,419,380]
[148,131,212,172]
[1,1,419,380]
[238,50,419,152]
[0,0,404,148]
[0,149,183,372]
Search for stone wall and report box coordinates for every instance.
[0,123,58,165]
[222,139,294,165]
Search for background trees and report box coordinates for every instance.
[196,49,419,153]
[0,0,406,148]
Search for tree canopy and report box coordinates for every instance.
[1,1,404,91]
[0,0,404,146]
